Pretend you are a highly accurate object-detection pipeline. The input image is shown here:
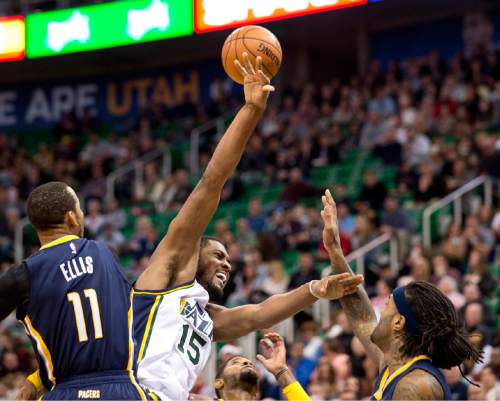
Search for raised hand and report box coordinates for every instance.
[310,272,363,300]
[321,189,342,252]
[256,332,287,376]
[234,52,275,111]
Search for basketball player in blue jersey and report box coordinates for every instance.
[320,189,482,400]
[0,182,150,400]
[130,53,364,401]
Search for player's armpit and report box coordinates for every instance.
[392,371,444,400]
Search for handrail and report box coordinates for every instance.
[189,114,232,176]
[322,232,397,277]
[105,146,171,205]
[422,175,493,250]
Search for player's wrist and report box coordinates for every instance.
[244,102,266,114]
[309,280,321,298]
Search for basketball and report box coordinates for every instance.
[221,25,282,85]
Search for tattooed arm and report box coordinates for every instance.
[321,189,384,370]
[392,370,444,400]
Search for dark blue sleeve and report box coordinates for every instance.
[0,263,30,320]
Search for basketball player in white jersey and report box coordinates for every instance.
[131,54,363,401]
[16,54,362,401]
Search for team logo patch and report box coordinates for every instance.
[179,298,213,338]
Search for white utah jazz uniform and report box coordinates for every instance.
[133,281,213,401]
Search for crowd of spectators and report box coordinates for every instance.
[0,44,499,399]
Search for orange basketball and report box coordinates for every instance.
[221,25,282,85]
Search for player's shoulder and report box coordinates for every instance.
[393,369,444,400]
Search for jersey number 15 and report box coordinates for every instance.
[67,289,103,342]
[177,324,207,365]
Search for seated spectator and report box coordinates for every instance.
[398,256,431,285]
[260,260,289,295]
[235,218,258,252]
[247,198,267,232]
[280,168,322,204]
[104,198,127,231]
[370,279,392,318]
[309,357,336,400]
[463,215,495,258]
[226,257,263,307]
[380,196,413,233]
[404,123,432,167]
[482,363,500,401]
[97,223,125,254]
[337,203,355,238]
[167,169,193,211]
[288,341,316,389]
[84,198,105,238]
[311,134,339,168]
[358,170,387,211]
[373,127,402,166]
[462,282,482,303]
[81,163,106,201]
[135,162,163,203]
[463,249,497,297]
[441,223,467,270]
[443,366,469,401]
[462,302,493,345]
[360,111,387,149]
[288,253,320,290]
[437,275,465,310]
[299,319,323,363]
[413,163,446,203]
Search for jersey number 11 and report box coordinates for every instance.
[67,289,104,342]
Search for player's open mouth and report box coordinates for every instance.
[216,271,227,285]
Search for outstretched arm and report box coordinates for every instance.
[136,54,274,290]
[321,189,384,370]
[208,272,363,341]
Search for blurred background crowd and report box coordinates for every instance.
[0,2,499,400]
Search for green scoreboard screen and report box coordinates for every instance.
[26,0,193,58]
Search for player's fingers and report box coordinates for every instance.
[326,189,337,214]
[256,354,267,365]
[258,69,271,84]
[243,52,256,74]
[256,56,263,73]
[343,286,359,295]
[259,340,272,356]
[234,59,248,77]
[265,332,280,341]
[339,274,363,285]
[332,272,351,282]
[318,278,328,296]
[262,84,275,92]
